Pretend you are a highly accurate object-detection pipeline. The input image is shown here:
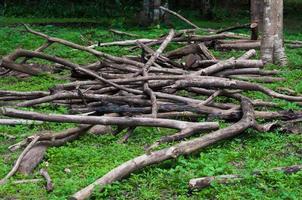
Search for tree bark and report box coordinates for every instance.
[141,0,161,25]
[250,0,263,31]
[70,97,256,200]
[261,0,287,66]
[273,0,287,66]
[189,164,302,190]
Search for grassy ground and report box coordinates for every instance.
[0,17,301,200]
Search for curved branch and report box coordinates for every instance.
[70,96,255,200]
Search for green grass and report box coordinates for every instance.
[0,17,301,200]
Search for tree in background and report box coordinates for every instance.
[140,0,163,25]
[261,0,287,66]
[250,0,263,30]
[200,0,212,19]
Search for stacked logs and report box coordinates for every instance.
[0,25,301,199]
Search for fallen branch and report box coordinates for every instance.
[0,118,43,125]
[0,107,219,132]
[70,96,256,200]
[189,164,302,190]
[216,23,251,34]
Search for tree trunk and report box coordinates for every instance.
[201,0,212,19]
[261,0,287,66]
[153,0,161,23]
[273,0,287,66]
[250,0,263,30]
[140,0,161,25]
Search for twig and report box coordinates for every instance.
[40,168,54,192]
[0,118,43,125]
[70,97,256,200]
[0,132,16,139]
[141,29,175,118]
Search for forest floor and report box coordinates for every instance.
[0,16,301,200]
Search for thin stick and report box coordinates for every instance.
[160,7,200,29]
[0,119,43,125]
[70,97,255,200]
[201,90,222,106]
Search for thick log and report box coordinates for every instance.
[17,125,93,175]
[109,29,139,37]
[170,76,302,102]
[18,145,47,175]
[192,59,264,76]
[88,39,156,48]
[0,107,219,132]
[216,41,261,50]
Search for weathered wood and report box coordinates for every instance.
[70,97,256,200]
[189,164,302,190]
[0,136,40,185]
[40,168,54,192]
[0,107,219,132]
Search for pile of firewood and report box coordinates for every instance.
[0,24,301,200]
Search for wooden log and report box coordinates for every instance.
[0,107,219,132]
[170,76,302,102]
[189,164,302,190]
[192,59,264,76]
[18,145,47,175]
[216,41,261,50]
